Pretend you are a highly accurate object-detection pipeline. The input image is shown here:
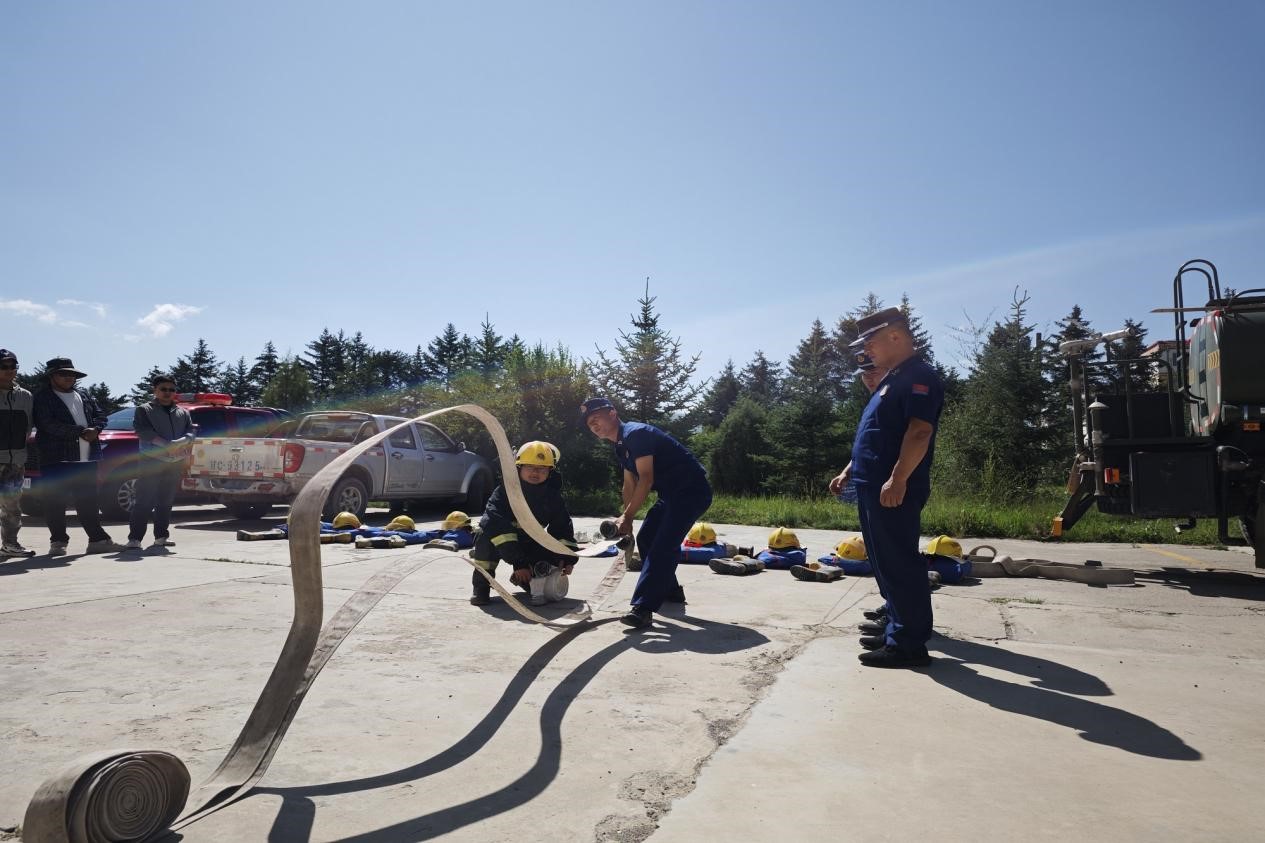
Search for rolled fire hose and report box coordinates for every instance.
[24,404,628,842]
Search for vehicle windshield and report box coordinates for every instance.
[105,409,135,430]
[295,415,372,443]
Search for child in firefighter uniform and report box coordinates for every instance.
[470,441,578,606]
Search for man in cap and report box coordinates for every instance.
[0,349,36,558]
[127,373,195,550]
[582,397,712,628]
[32,358,124,555]
[828,308,944,668]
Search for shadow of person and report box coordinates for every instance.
[475,595,590,624]
[928,637,1200,761]
[253,615,769,842]
[0,554,73,575]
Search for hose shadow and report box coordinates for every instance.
[255,615,768,842]
[928,637,1201,760]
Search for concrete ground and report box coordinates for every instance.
[1,506,1263,842]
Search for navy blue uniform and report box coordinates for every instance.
[615,422,712,612]
[851,356,943,655]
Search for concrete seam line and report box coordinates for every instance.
[23,404,626,842]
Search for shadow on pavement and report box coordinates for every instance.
[1135,566,1265,601]
[250,615,769,843]
[928,637,1201,761]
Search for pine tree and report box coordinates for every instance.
[304,328,347,397]
[472,315,508,375]
[261,356,314,411]
[422,324,473,389]
[130,366,166,405]
[706,397,771,494]
[589,281,704,430]
[699,359,742,428]
[739,351,783,406]
[251,341,280,390]
[1105,318,1152,392]
[170,339,220,393]
[899,293,935,364]
[936,290,1056,498]
[220,357,261,405]
[829,293,885,394]
[762,321,849,496]
[84,383,126,415]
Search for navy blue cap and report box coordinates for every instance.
[0,348,16,364]
[579,397,615,420]
[854,351,876,372]
[848,307,908,350]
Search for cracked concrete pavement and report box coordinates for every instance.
[1,506,1262,841]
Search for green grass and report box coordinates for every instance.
[578,487,1227,547]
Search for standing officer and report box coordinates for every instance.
[582,397,712,628]
[829,308,943,668]
[127,373,195,549]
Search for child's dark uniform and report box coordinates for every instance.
[470,471,576,599]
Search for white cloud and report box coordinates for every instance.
[136,303,204,337]
[0,299,57,323]
[57,299,108,319]
[62,320,90,329]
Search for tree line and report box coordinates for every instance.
[18,287,1157,502]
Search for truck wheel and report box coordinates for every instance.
[100,476,137,520]
[463,474,489,514]
[324,476,369,520]
[226,502,274,520]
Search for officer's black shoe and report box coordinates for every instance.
[664,585,686,603]
[620,606,653,628]
[863,606,889,621]
[859,635,886,650]
[857,620,887,635]
[858,646,931,669]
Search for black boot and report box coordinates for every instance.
[471,570,491,606]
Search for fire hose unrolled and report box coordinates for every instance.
[23,405,626,842]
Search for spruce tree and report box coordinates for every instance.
[739,351,783,406]
[261,356,314,411]
[84,383,126,415]
[699,359,742,428]
[130,366,166,405]
[1105,318,1152,392]
[251,341,280,390]
[706,397,771,494]
[170,339,220,393]
[304,328,347,398]
[422,324,473,389]
[472,315,508,375]
[221,357,261,405]
[589,281,703,430]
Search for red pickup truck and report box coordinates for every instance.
[23,393,289,519]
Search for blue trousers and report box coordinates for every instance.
[633,484,713,611]
[856,483,932,654]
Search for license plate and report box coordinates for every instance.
[206,457,266,474]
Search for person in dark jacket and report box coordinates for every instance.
[127,373,195,549]
[469,441,577,607]
[32,357,124,555]
[0,348,36,558]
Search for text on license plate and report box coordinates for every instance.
[206,457,267,473]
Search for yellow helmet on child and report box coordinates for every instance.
[515,441,557,468]
[442,510,471,530]
[834,535,867,560]
[687,522,717,545]
[925,535,963,558]
[332,511,361,529]
[768,527,801,550]
[386,514,416,532]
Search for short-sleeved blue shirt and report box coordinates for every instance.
[615,421,709,497]
[850,356,944,489]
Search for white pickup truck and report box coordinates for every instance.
[187,411,495,520]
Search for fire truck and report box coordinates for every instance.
[1054,259,1265,567]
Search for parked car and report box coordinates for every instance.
[188,411,494,520]
[21,393,289,519]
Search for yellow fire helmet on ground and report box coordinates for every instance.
[686,522,717,545]
[442,510,471,531]
[515,440,557,468]
[386,514,416,532]
[925,535,963,558]
[834,535,867,560]
[332,511,362,530]
[768,527,801,550]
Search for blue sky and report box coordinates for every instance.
[3,1,1263,395]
